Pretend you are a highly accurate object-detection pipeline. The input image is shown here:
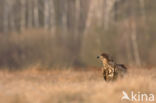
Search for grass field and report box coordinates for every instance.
[0,67,156,103]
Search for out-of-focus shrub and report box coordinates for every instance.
[0,29,74,69]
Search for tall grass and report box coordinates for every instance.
[0,67,155,103]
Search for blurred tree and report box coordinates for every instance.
[0,0,156,68]
[20,0,26,31]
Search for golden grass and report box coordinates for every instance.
[0,67,156,103]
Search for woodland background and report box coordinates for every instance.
[0,0,156,69]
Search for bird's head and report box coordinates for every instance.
[97,53,114,64]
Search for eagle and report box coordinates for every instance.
[97,53,127,81]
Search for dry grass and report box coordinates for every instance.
[0,67,156,103]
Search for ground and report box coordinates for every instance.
[0,67,156,103]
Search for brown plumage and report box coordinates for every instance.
[97,53,127,81]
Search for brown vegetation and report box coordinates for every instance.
[0,67,155,103]
[0,1,155,102]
